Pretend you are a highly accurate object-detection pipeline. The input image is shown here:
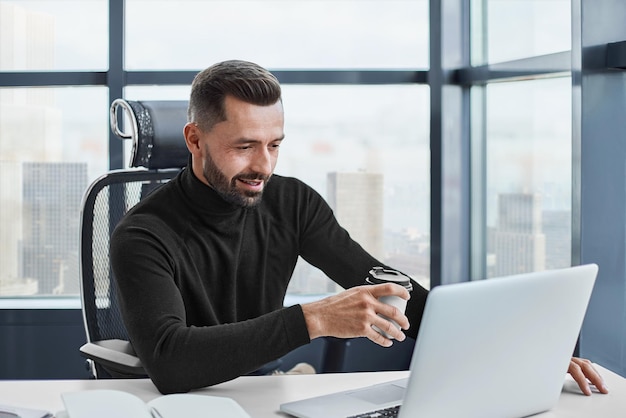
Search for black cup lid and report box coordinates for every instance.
[366,267,413,290]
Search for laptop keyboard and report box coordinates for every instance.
[347,405,401,418]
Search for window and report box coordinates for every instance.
[471,0,571,65]
[469,0,572,280]
[0,87,108,297]
[125,0,429,70]
[482,77,572,278]
[280,85,431,292]
[0,0,430,300]
[0,0,108,71]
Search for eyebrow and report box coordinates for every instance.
[233,135,285,145]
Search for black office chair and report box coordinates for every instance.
[79,99,189,378]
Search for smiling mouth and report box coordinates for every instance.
[236,177,267,192]
[239,179,262,186]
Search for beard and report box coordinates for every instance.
[202,147,271,208]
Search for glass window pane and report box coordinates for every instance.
[483,77,571,278]
[282,85,431,292]
[124,86,191,101]
[0,87,109,298]
[123,84,431,292]
[125,0,429,70]
[471,0,571,65]
[0,0,108,71]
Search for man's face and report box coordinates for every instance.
[192,95,284,207]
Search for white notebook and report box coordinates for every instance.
[57,389,250,418]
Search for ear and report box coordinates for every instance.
[183,122,203,156]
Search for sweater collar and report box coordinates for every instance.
[180,165,246,214]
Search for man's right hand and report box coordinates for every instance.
[300,283,411,347]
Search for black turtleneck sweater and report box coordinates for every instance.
[110,167,428,394]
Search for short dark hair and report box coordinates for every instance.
[188,60,282,131]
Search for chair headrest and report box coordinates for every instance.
[110,99,190,169]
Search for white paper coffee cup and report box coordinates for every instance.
[365,267,413,339]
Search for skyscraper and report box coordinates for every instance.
[285,171,385,295]
[542,209,571,270]
[327,171,385,260]
[491,192,546,276]
[21,162,87,295]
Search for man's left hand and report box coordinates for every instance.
[568,357,609,395]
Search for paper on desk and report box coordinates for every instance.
[148,393,250,418]
[60,389,250,418]
[61,390,151,418]
[0,404,52,418]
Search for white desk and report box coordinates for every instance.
[1,365,624,417]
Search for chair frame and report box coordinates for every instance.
[79,168,181,378]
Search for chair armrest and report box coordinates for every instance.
[80,339,146,376]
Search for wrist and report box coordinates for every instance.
[301,302,323,340]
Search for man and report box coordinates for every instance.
[111,60,607,396]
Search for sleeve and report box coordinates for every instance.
[110,218,310,394]
[297,185,429,340]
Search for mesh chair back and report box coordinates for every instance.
[80,170,179,345]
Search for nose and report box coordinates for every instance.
[251,146,274,177]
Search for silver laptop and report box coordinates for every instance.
[280,264,598,418]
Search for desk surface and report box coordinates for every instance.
[1,365,624,417]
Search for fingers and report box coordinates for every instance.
[371,314,407,341]
[366,325,395,347]
[367,289,410,345]
[369,282,411,300]
[568,359,592,395]
[577,358,609,394]
[300,284,410,346]
[568,357,609,395]
[375,301,410,332]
